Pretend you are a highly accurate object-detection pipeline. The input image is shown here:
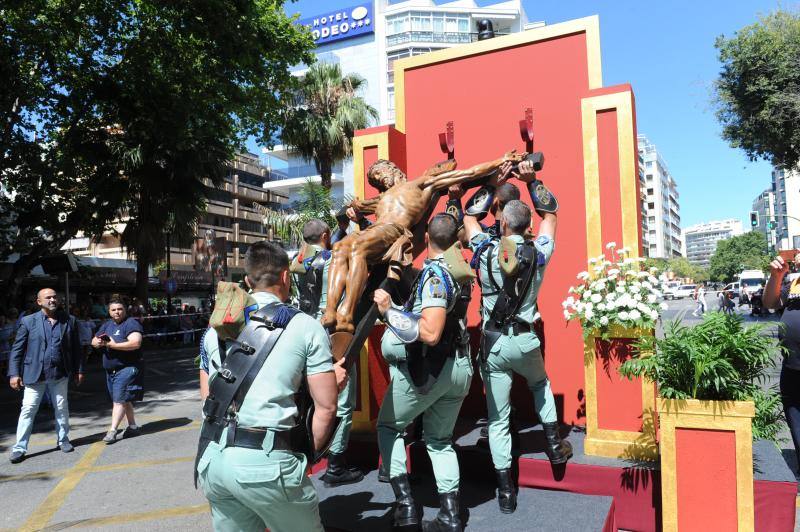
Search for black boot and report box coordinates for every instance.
[321,452,364,487]
[542,422,573,465]
[390,474,420,530]
[378,462,390,483]
[422,491,461,532]
[495,468,517,514]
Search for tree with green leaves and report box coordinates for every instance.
[708,231,770,282]
[282,62,378,189]
[1,0,314,304]
[715,9,800,169]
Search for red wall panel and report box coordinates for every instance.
[675,428,738,531]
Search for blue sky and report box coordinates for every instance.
[273,0,796,229]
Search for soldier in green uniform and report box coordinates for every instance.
[290,219,363,487]
[373,214,473,532]
[197,241,339,532]
[461,159,572,515]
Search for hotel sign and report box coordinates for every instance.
[298,3,374,46]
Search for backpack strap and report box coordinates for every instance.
[195,302,299,486]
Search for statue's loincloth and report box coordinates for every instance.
[363,222,414,271]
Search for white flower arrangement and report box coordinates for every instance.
[563,244,666,334]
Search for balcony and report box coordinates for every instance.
[386,30,510,48]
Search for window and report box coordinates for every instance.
[646,188,654,195]
[239,220,264,234]
[646,161,654,168]
[648,202,655,209]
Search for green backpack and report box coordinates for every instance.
[209,281,259,341]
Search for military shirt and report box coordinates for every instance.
[381,257,460,363]
[291,244,330,319]
[469,232,555,325]
[204,291,333,429]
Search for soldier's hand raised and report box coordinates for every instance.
[373,289,392,315]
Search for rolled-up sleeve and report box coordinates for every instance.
[305,319,333,376]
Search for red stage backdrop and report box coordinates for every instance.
[350,16,641,429]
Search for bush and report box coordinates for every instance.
[619,312,784,442]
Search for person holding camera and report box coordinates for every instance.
[92,298,144,444]
[764,253,800,474]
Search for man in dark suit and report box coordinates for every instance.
[8,288,84,463]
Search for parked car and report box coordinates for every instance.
[718,282,740,299]
[662,281,681,300]
[671,284,697,299]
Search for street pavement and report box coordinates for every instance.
[0,303,796,530]
[0,345,212,532]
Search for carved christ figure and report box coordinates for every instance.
[321,150,527,333]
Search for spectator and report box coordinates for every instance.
[180,308,194,345]
[92,298,145,444]
[7,288,84,463]
[692,283,707,317]
[764,254,800,475]
[77,309,96,363]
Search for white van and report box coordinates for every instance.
[739,270,765,298]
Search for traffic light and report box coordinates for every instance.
[768,220,777,230]
[750,211,759,227]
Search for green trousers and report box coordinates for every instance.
[198,434,323,532]
[377,355,472,493]
[481,332,557,470]
[329,364,357,454]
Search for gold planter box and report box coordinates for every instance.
[659,398,755,532]
[583,325,657,460]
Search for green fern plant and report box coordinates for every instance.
[619,312,784,443]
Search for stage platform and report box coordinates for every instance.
[321,418,796,531]
[312,469,615,532]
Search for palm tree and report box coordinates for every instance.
[119,148,227,302]
[282,62,378,189]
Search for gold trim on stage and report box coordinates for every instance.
[659,398,755,532]
[393,16,603,133]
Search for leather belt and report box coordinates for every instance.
[501,321,533,336]
[228,426,293,451]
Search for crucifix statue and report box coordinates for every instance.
[321,149,527,334]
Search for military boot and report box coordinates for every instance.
[390,474,420,530]
[494,468,517,514]
[422,491,462,532]
[542,422,573,465]
[322,452,364,487]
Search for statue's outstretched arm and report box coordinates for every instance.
[422,150,525,192]
[349,195,382,215]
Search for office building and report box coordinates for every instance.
[752,188,778,251]
[264,0,538,204]
[64,153,286,276]
[638,134,682,258]
[770,166,800,250]
[682,219,743,268]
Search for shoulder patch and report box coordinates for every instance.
[535,235,552,247]
[428,277,446,299]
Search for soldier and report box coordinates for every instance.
[373,213,473,532]
[291,219,364,487]
[461,160,572,515]
[196,241,339,531]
